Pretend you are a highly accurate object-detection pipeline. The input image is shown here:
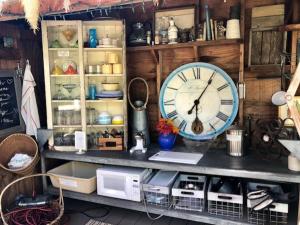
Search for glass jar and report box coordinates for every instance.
[65,110,73,125]
[73,110,81,125]
[161,31,168,44]
[129,22,147,46]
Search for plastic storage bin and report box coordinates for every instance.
[172,174,207,212]
[207,177,243,221]
[247,182,288,225]
[143,170,178,208]
[47,161,100,194]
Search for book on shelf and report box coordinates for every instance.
[214,20,218,40]
[203,22,207,41]
[210,19,215,40]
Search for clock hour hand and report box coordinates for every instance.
[188,70,216,114]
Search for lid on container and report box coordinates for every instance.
[227,123,244,132]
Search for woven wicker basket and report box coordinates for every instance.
[0,173,64,225]
[0,133,39,175]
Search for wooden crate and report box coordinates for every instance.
[97,138,123,151]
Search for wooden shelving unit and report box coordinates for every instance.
[42,20,128,151]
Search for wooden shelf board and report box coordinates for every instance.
[283,24,300,31]
[47,186,250,225]
[50,74,80,77]
[84,47,122,51]
[86,99,123,103]
[87,124,124,128]
[53,125,82,128]
[49,48,78,51]
[51,100,79,103]
[85,74,123,77]
[127,39,242,52]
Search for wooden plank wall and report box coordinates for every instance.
[125,0,285,140]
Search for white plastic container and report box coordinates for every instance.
[47,161,100,194]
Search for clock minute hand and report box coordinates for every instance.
[188,70,216,115]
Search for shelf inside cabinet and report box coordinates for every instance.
[87,124,124,128]
[49,48,78,51]
[85,74,123,77]
[50,74,80,77]
[53,125,82,128]
[84,47,122,51]
[86,99,123,103]
[52,100,80,103]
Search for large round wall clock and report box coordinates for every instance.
[159,62,239,140]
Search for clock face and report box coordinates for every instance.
[159,62,239,140]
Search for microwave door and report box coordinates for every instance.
[100,174,129,199]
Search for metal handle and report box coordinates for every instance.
[217,195,232,200]
[181,191,195,196]
[128,77,149,111]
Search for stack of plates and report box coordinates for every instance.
[96,91,123,99]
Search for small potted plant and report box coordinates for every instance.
[156,118,179,150]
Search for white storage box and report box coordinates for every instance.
[47,161,100,194]
[172,174,207,212]
[247,182,288,225]
[208,177,243,220]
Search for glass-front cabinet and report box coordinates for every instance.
[42,20,127,151]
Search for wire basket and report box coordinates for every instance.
[0,173,64,225]
[247,182,288,225]
[207,177,243,221]
[143,171,178,208]
[172,174,207,212]
[0,134,39,175]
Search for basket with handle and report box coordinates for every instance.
[0,133,39,175]
[0,173,64,225]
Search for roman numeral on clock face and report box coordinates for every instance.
[221,99,233,105]
[217,83,229,91]
[193,68,201,79]
[178,120,187,131]
[164,99,175,106]
[167,110,177,119]
[216,111,229,122]
[178,72,187,83]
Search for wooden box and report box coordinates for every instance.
[97,137,123,151]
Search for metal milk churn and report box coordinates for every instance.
[226,123,245,157]
[128,77,150,147]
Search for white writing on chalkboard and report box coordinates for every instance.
[0,77,20,129]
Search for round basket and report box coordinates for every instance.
[0,173,64,225]
[0,133,39,175]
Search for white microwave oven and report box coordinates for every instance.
[96,166,152,202]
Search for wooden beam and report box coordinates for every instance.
[157,50,163,121]
[150,49,158,64]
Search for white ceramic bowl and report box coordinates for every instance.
[102,83,119,91]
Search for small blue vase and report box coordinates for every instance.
[89,29,97,48]
[158,134,176,150]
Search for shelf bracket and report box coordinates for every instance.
[150,49,159,64]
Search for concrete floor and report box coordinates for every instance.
[64,198,207,225]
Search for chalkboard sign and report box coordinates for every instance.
[0,70,24,137]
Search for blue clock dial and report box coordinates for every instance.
[159,62,239,140]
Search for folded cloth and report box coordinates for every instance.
[8,153,33,169]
